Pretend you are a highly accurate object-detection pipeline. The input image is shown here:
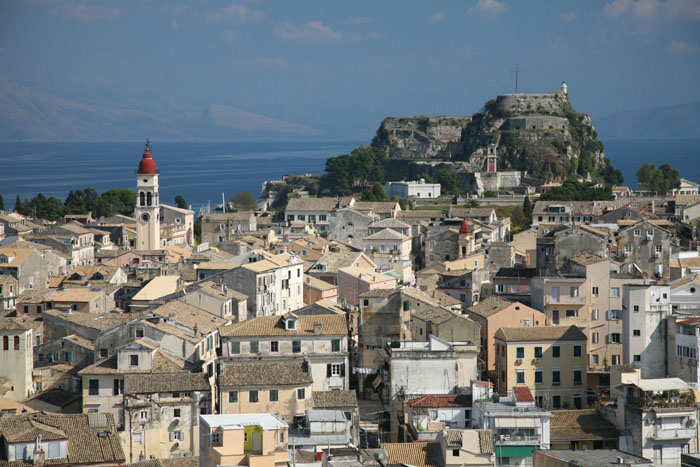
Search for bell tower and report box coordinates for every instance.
[135,140,160,250]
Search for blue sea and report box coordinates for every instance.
[0,138,698,213]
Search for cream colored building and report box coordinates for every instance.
[218,360,313,424]
[439,429,495,467]
[121,372,211,462]
[199,413,289,467]
[495,325,588,410]
[219,313,349,392]
[0,318,33,401]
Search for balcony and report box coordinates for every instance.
[494,434,540,445]
[547,295,586,305]
[650,427,695,440]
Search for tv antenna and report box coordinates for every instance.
[511,64,524,94]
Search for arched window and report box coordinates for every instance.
[147,192,152,206]
[14,336,19,350]
[140,192,146,207]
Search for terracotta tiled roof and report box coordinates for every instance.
[312,390,358,408]
[124,372,210,394]
[446,429,493,454]
[0,413,124,465]
[0,318,30,331]
[220,313,347,337]
[78,349,187,375]
[286,197,338,211]
[513,386,535,403]
[477,429,493,454]
[408,394,471,408]
[549,409,620,441]
[495,325,587,342]
[220,360,313,387]
[382,442,442,467]
[467,296,514,318]
[411,307,459,325]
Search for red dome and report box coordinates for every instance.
[459,219,470,235]
[137,149,157,175]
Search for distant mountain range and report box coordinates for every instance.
[0,76,322,141]
[594,101,700,139]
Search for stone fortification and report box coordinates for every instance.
[495,91,568,115]
[371,116,471,159]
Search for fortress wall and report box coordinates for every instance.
[496,92,567,115]
[506,116,568,130]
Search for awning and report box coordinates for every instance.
[654,410,694,418]
[495,445,539,458]
[494,418,539,428]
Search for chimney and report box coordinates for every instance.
[313,321,323,335]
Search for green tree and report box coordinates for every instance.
[417,173,435,183]
[522,194,533,219]
[362,183,388,201]
[0,194,4,211]
[600,157,624,185]
[175,195,188,210]
[14,195,22,214]
[540,178,613,201]
[230,191,257,211]
[437,170,467,196]
[636,163,680,193]
[466,199,480,208]
[101,188,136,216]
[322,145,387,195]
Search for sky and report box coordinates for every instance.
[2,0,700,139]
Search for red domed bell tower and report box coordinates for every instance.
[135,140,160,250]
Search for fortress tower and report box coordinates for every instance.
[561,81,568,95]
[135,140,160,251]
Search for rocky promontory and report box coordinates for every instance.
[371,116,471,159]
[371,85,613,183]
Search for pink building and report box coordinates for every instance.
[337,267,396,306]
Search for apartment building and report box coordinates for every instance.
[494,325,588,410]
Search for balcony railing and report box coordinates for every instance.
[651,427,695,440]
[494,434,540,444]
[548,295,586,305]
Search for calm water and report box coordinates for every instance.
[0,141,361,213]
[0,138,698,213]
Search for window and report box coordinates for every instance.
[135,328,144,338]
[170,431,184,442]
[14,336,19,350]
[516,347,525,359]
[140,410,148,420]
[534,369,543,384]
[612,355,620,365]
[363,299,369,307]
[592,309,599,320]
[534,347,542,359]
[552,369,561,384]
[624,245,632,254]
[100,348,108,359]
[633,305,640,312]
[231,341,240,354]
[332,339,341,352]
[250,341,259,353]
[134,432,143,444]
[113,378,122,396]
[212,432,222,446]
[573,369,582,385]
[573,345,582,357]
[496,284,505,293]
[47,442,59,458]
[174,409,181,418]
[516,370,525,384]
[570,287,579,297]
[634,355,641,362]
[1,335,6,350]
[249,390,259,403]
[510,284,518,293]
[611,287,620,298]
[634,229,641,236]
[453,449,460,457]
[592,332,599,344]
[592,355,599,365]
[281,431,285,443]
[552,395,561,409]
[89,379,99,395]
[270,389,279,402]
[270,341,279,352]
[573,394,582,410]
[566,309,577,318]
[229,391,238,403]
[609,333,621,343]
[553,346,560,358]
[655,244,663,254]
[292,340,301,353]
[65,351,73,363]
[130,354,139,366]
[297,388,305,400]
[607,310,623,320]
[633,329,641,337]
[330,364,342,376]
[592,287,599,296]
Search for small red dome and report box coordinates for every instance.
[137,142,157,174]
[459,219,470,235]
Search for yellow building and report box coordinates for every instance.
[494,325,587,410]
[199,413,288,467]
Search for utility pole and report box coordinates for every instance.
[511,64,524,94]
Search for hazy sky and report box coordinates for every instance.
[2,0,699,137]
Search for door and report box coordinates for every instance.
[251,431,262,453]
[552,310,560,325]
[654,445,662,463]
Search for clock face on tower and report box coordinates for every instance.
[140,212,151,223]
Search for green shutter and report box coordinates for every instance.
[340,363,345,377]
[327,364,332,377]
